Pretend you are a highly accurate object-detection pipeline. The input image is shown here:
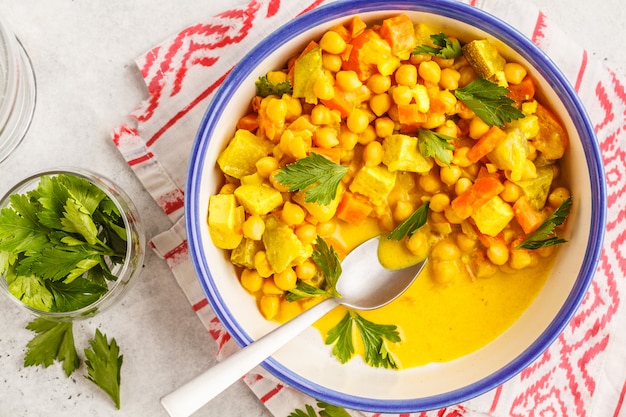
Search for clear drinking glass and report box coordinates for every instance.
[0,16,36,163]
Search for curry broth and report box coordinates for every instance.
[313,219,554,368]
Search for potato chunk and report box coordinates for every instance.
[217,129,274,179]
[471,195,514,237]
[208,194,245,249]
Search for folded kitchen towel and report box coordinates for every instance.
[112,0,626,415]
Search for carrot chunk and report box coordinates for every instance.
[451,175,505,219]
[513,195,547,234]
[467,125,507,163]
[336,192,373,226]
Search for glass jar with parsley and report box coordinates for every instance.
[0,168,145,320]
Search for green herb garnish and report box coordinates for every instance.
[387,201,430,241]
[418,128,456,165]
[84,329,123,409]
[255,75,293,98]
[454,78,524,127]
[288,401,351,417]
[413,32,462,59]
[287,236,341,301]
[0,174,127,312]
[24,318,80,377]
[274,153,348,205]
[517,197,572,250]
[326,311,400,369]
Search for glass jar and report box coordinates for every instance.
[0,16,36,163]
[0,168,145,320]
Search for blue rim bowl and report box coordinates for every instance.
[185,0,606,412]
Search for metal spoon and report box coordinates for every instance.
[161,235,427,417]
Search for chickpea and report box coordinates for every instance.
[452,147,472,167]
[369,93,392,116]
[254,251,274,277]
[266,97,288,123]
[255,156,279,178]
[295,223,317,245]
[262,278,284,295]
[322,52,342,72]
[366,73,391,94]
[436,120,459,138]
[440,164,462,186]
[431,260,460,284]
[316,221,336,237]
[456,232,477,252]
[278,299,303,322]
[548,187,571,208]
[509,249,533,270]
[281,201,306,226]
[338,126,359,150]
[358,124,377,145]
[429,193,450,213]
[419,170,442,193]
[393,200,415,222]
[453,177,472,196]
[395,64,418,86]
[314,126,339,148]
[259,295,280,320]
[347,108,370,134]
[391,85,413,106]
[500,180,522,203]
[431,239,461,261]
[336,70,362,91]
[418,60,441,84]
[240,269,263,293]
[487,243,509,266]
[374,116,395,138]
[311,104,333,125]
[313,74,335,100]
[319,30,347,54]
[439,68,461,90]
[405,230,429,259]
[457,65,477,88]
[295,260,318,281]
[504,62,528,85]
[363,140,383,167]
[219,182,237,195]
[469,116,491,139]
[274,267,298,291]
[242,215,265,240]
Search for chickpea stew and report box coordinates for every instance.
[207,14,571,368]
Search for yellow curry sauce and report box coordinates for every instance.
[207,13,571,369]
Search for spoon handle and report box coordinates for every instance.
[160,298,337,417]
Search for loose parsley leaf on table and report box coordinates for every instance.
[517,197,572,250]
[413,32,462,59]
[288,401,351,417]
[255,75,293,98]
[24,318,80,377]
[388,201,430,241]
[454,77,524,127]
[274,152,348,205]
[418,128,456,166]
[84,329,124,410]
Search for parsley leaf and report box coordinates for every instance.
[517,196,572,250]
[84,329,123,410]
[287,236,342,301]
[387,201,430,240]
[46,278,108,312]
[255,75,293,98]
[413,33,462,59]
[24,318,80,377]
[326,311,400,369]
[0,196,50,253]
[288,404,318,417]
[417,128,456,165]
[274,153,348,205]
[454,78,524,127]
[288,401,351,417]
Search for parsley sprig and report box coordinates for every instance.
[413,33,462,59]
[255,75,293,98]
[288,400,351,417]
[275,153,348,205]
[418,128,456,165]
[287,236,341,301]
[326,311,400,369]
[517,196,572,250]
[84,329,123,409]
[454,78,525,127]
[388,201,430,240]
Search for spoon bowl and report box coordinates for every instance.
[161,235,426,417]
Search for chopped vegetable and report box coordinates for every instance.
[517,196,572,249]
[336,191,373,226]
[455,78,525,127]
[84,329,123,409]
[467,125,507,163]
[275,152,348,205]
[533,102,569,160]
[513,196,547,234]
[451,175,505,219]
[382,133,434,173]
[380,14,417,59]
[462,39,505,79]
[293,44,324,104]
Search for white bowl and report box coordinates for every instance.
[185,0,606,412]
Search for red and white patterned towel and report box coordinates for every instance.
[112,1,626,415]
